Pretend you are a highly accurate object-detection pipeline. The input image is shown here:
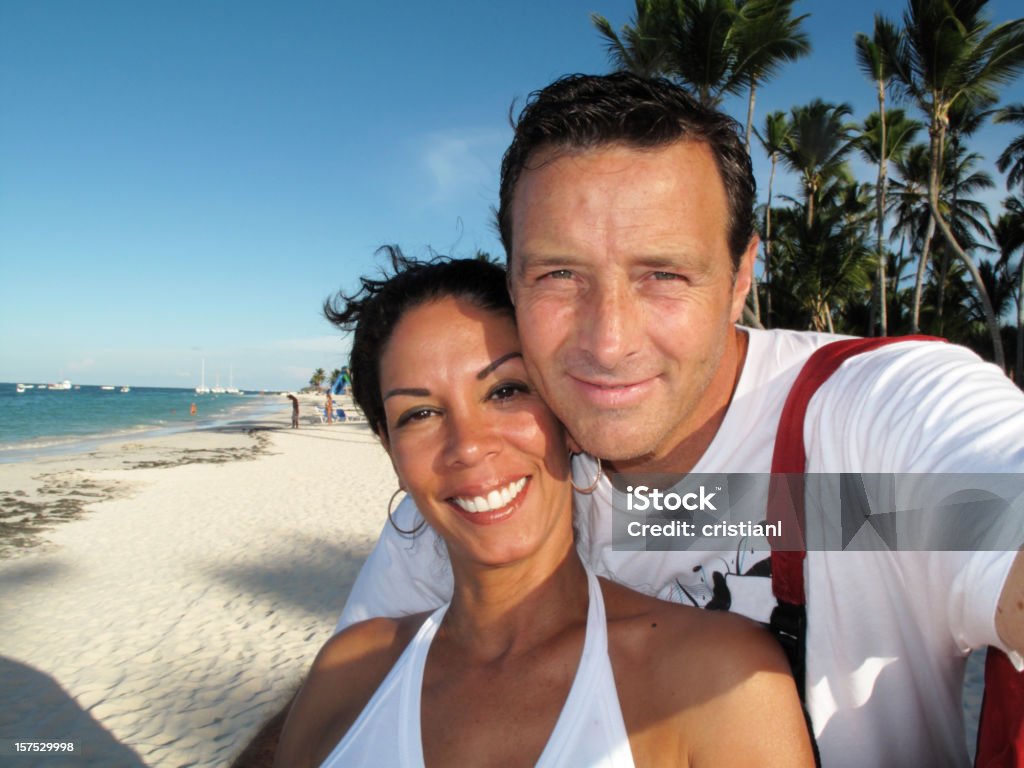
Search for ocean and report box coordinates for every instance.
[0,382,286,463]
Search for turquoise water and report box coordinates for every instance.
[0,382,285,462]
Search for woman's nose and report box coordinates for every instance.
[442,410,501,467]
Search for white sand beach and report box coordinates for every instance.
[0,398,394,767]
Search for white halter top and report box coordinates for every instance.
[320,564,635,767]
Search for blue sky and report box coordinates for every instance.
[2,1,1021,391]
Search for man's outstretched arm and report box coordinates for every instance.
[997,549,1024,663]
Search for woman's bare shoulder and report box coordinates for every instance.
[602,579,813,767]
[601,577,786,678]
[273,613,429,768]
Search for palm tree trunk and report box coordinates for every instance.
[912,216,936,334]
[745,81,757,154]
[1017,259,1023,385]
[927,122,1005,369]
[876,80,888,336]
[765,155,777,328]
[745,82,762,326]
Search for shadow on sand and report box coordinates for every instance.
[0,655,146,767]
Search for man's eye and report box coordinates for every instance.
[652,271,684,280]
[540,269,573,280]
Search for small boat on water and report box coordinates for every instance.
[119,386,131,393]
[196,360,210,394]
[15,384,27,393]
[47,380,72,390]
[100,385,115,391]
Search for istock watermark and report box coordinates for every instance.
[610,473,1024,553]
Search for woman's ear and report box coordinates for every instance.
[377,428,405,487]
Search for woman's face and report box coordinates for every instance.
[379,295,572,569]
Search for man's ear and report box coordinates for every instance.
[730,236,758,323]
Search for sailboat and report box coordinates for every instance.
[226,365,242,395]
[195,360,210,395]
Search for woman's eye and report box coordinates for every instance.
[395,408,436,427]
[490,382,529,401]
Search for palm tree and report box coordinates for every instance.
[731,0,811,150]
[934,99,997,332]
[756,109,792,326]
[779,100,855,229]
[591,0,673,78]
[995,195,1024,381]
[857,109,922,334]
[593,0,810,117]
[855,15,903,335]
[662,0,746,107]
[887,142,936,333]
[890,141,996,337]
[995,103,1024,191]
[883,0,1024,368]
[771,187,876,332]
[309,368,326,390]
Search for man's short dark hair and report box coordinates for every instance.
[498,72,756,270]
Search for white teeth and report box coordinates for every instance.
[452,477,527,514]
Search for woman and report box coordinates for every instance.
[275,250,813,767]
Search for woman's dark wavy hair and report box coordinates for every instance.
[498,72,756,270]
[323,246,514,438]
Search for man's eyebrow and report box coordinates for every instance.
[383,387,430,400]
[477,352,523,380]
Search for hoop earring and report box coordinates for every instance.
[387,489,426,536]
[570,455,602,495]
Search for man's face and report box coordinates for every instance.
[508,140,754,468]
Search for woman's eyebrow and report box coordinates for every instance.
[476,352,523,380]
[383,387,430,400]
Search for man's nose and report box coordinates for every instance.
[577,280,639,370]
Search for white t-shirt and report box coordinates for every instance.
[337,328,1024,768]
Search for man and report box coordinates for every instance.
[338,74,1024,766]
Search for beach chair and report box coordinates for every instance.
[344,407,368,423]
[314,405,327,424]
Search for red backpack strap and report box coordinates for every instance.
[766,334,1024,768]
[977,648,1024,767]
[767,335,941,603]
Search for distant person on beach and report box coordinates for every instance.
[325,391,333,425]
[189,402,197,417]
[287,395,299,429]
[274,255,813,767]
[338,74,1024,766]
